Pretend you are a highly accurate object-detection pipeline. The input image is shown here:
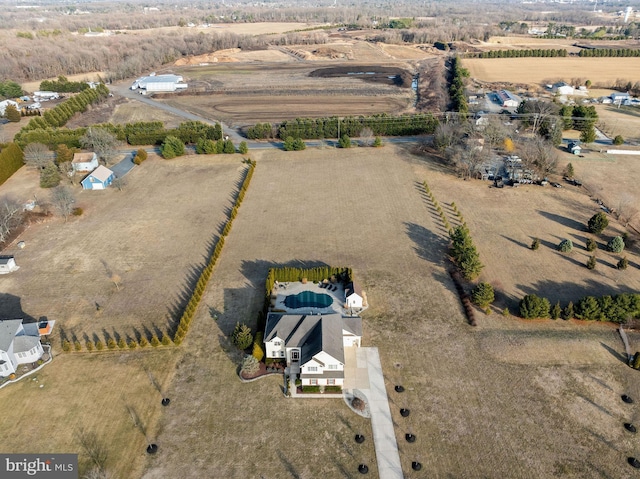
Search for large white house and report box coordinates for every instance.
[0,319,49,377]
[264,313,361,387]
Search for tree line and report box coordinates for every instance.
[447,56,469,115]
[578,48,640,57]
[39,76,92,93]
[520,293,640,323]
[0,143,24,187]
[467,48,567,58]
[245,114,438,140]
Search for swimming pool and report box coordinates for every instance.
[284,291,333,309]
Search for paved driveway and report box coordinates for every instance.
[344,347,403,479]
[110,155,136,178]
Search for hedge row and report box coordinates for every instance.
[265,266,353,297]
[61,334,172,352]
[519,292,640,322]
[578,48,640,57]
[246,113,438,140]
[448,56,469,115]
[173,159,257,345]
[0,143,24,187]
[467,49,567,58]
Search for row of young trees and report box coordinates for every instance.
[173,159,256,345]
[15,84,109,140]
[265,266,353,294]
[449,225,484,280]
[246,114,438,140]
[39,76,92,93]
[447,56,469,115]
[468,48,567,58]
[578,48,640,57]
[519,293,640,323]
[0,143,24,187]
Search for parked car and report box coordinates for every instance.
[550,182,562,188]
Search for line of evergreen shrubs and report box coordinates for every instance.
[468,49,567,58]
[173,159,256,345]
[264,266,353,297]
[246,113,438,140]
[578,48,640,57]
[519,293,640,322]
[448,56,469,115]
[449,225,484,281]
[0,143,24,187]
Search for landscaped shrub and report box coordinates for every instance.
[562,301,574,320]
[74,340,82,351]
[95,340,104,351]
[107,338,117,350]
[150,336,160,347]
[586,255,597,269]
[252,331,264,361]
[62,340,71,352]
[551,302,561,319]
[302,386,321,393]
[618,257,629,270]
[161,335,172,346]
[607,236,624,253]
[238,141,248,154]
[324,386,342,393]
[118,338,127,349]
[519,294,550,319]
[472,283,495,308]
[85,340,94,351]
[139,337,148,348]
[128,340,137,349]
[133,148,148,164]
[241,355,260,375]
[72,207,83,216]
[613,135,624,145]
[558,239,573,252]
[232,323,253,350]
[373,136,382,147]
[531,238,540,250]
[338,134,351,148]
[586,238,597,252]
[587,212,608,234]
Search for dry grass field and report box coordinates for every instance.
[596,104,640,142]
[464,57,640,86]
[0,154,246,343]
[139,145,640,479]
[109,100,186,128]
[2,145,640,478]
[130,22,321,37]
[21,72,106,94]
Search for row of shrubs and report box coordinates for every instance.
[61,334,172,352]
[519,293,640,322]
[245,113,439,140]
[265,266,353,295]
[173,159,257,345]
[0,143,24,187]
[448,56,470,115]
[578,48,640,57]
[466,49,568,58]
[16,84,109,135]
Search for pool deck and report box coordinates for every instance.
[273,281,366,316]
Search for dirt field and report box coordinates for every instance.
[464,57,640,86]
[2,145,640,479]
[130,22,322,37]
[0,154,246,343]
[158,62,416,126]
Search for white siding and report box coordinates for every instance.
[264,336,284,359]
[346,293,363,308]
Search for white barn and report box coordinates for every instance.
[130,74,188,93]
[72,152,99,172]
[0,256,18,274]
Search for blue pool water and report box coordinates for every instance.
[284,291,333,309]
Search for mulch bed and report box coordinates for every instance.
[240,362,284,380]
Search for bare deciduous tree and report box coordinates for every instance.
[617,194,639,227]
[112,176,127,191]
[80,128,119,165]
[51,186,75,221]
[23,143,51,170]
[359,127,374,147]
[0,197,23,243]
[433,122,463,152]
[58,161,76,185]
[75,428,109,474]
[518,137,558,177]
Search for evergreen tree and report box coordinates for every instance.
[232,323,253,350]
[4,104,21,122]
[40,161,60,188]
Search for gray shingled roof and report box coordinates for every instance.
[0,320,23,352]
[265,313,346,366]
[343,317,363,337]
[13,335,40,354]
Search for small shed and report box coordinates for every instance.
[72,152,99,173]
[568,141,582,155]
[345,282,364,308]
[0,255,19,274]
[81,165,114,190]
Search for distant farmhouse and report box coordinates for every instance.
[551,82,575,96]
[0,100,19,116]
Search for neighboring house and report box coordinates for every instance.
[72,152,99,173]
[611,92,631,103]
[0,319,47,377]
[568,141,582,155]
[81,165,114,190]
[0,255,19,274]
[495,90,520,108]
[344,282,364,308]
[552,82,574,96]
[264,312,362,386]
[0,99,19,116]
